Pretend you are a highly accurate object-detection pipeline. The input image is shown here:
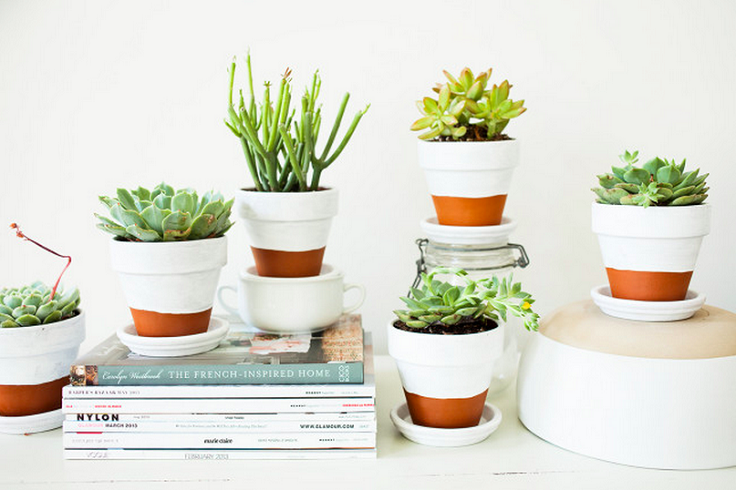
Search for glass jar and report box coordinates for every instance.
[413,217,531,397]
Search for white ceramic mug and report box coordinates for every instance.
[218,264,365,333]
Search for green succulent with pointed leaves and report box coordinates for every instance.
[96,183,234,242]
[393,267,539,332]
[593,150,709,207]
[411,67,526,141]
[0,282,80,328]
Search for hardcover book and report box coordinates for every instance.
[70,315,364,386]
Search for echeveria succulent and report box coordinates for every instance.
[0,282,80,327]
[394,267,539,332]
[593,150,709,207]
[96,183,234,241]
[411,67,526,141]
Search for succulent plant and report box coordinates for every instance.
[0,282,80,327]
[592,150,709,207]
[4,224,80,327]
[393,267,539,332]
[411,67,526,141]
[96,183,234,242]
[225,53,369,192]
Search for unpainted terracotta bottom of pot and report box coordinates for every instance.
[130,308,212,337]
[606,268,693,302]
[404,389,489,429]
[251,246,326,278]
[431,194,507,226]
[0,376,69,417]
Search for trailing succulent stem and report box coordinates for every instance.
[411,67,526,141]
[394,267,539,332]
[226,53,369,192]
[3,224,80,328]
[592,150,709,207]
[96,183,234,242]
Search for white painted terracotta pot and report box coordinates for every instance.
[592,203,710,301]
[236,188,338,277]
[0,311,85,430]
[110,237,227,337]
[387,320,504,428]
[417,139,519,226]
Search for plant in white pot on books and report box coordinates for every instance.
[388,267,539,429]
[591,150,710,301]
[411,67,526,226]
[0,224,84,433]
[225,54,369,278]
[96,183,233,337]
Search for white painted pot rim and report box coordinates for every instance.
[236,187,339,222]
[388,320,504,366]
[420,216,517,245]
[417,139,520,170]
[0,310,86,357]
[591,202,711,238]
[240,264,342,284]
[110,236,228,274]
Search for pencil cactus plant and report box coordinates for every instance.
[411,67,526,141]
[225,53,369,192]
[592,150,709,207]
[394,267,539,332]
[2,224,80,327]
[96,183,234,241]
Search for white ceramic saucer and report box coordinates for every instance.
[591,285,706,322]
[390,402,502,447]
[117,317,229,357]
[0,408,63,434]
[420,216,517,245]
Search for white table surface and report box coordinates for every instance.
[1,355,734,490]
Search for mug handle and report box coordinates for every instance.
[342,283,366,314]
[217,285,239,316]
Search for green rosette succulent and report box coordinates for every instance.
[592,150,709,207]
[394,267,539,332]
[0,282,80,328]
[411,67,526,141]
[96,183,234,242]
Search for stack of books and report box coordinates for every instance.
[62,315,376,460]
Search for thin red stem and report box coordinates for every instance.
[10,223,72,301]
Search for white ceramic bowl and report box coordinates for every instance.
[218,264,365,333]
[591,284,705,322]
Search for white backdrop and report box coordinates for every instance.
[1,0,734,355]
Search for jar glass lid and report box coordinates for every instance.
[420,216,518,246]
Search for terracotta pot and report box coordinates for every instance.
[236,188,338,278]
[592,203,711,301]
[0,311,85,428]
[418,139,519,226]
[110,237,227,337]
[387,320,504,428]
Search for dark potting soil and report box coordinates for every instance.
[393,316,499,335]
[435,127,512,142]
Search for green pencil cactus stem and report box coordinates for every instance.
[592,150,709,207]
[226,53,369,192]
[411,67,526,141]
[394,267,539,332]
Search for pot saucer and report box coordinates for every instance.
[591,285,705,322]
[0,408,63,434]
[390,402,502,447]
[117,317,229,357]
[420,216,517,245]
